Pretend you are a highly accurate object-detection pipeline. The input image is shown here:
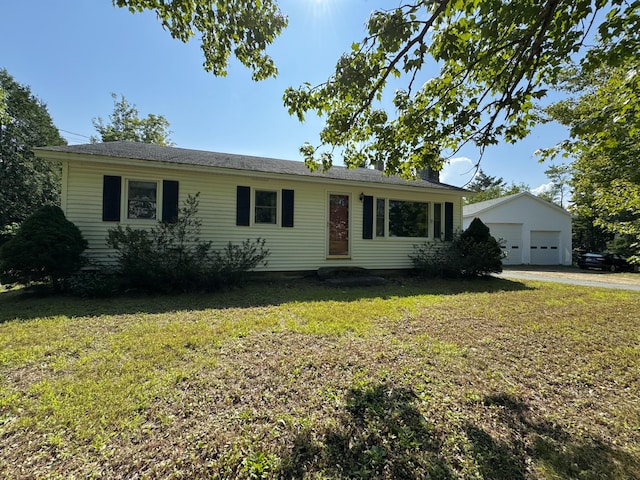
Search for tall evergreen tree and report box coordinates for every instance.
[467,170,505,192]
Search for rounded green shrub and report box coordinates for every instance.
[0,206,87,287]
[410,217,503,278]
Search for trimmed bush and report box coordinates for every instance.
[0,206,87,288]
[410,218,503,278]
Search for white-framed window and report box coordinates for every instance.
[127,180,158,220]
[388,199,429,237]
[254,189,278,224]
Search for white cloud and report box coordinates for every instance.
[440,157,476,187]
[531,182,554,196]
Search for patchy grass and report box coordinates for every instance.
[1,277,639,479]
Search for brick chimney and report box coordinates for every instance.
[418,166,440,182]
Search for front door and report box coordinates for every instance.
[328,194,349,256]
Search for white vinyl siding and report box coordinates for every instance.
[62,161,464,271]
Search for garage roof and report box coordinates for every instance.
[463,191,571,218]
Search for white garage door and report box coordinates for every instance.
[530,231,560,265]
[487,223,522,265]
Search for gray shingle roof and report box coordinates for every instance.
[463,192,523,216]
[36,142,467,192]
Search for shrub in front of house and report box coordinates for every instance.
[105,193,270,293]
[0,205,87,289]
[454,217,504,277]
[410,218,503,278]
[62,267,122,298]
[409,241,456,278]
[209,238,270,287]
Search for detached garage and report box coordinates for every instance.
[463,192,572,266]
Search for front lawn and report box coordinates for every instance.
[1,277,639,479]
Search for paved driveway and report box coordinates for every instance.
[496,266,640,291]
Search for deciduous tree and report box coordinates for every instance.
[283,1,640,174]
[0,69,66,238]
[91,93,174,145]
[543,63,640,261]
[543,163,571,208]
[113,0,287,81]
[116,1,638,176]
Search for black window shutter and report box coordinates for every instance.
[282,189,294,227]
[102,175,121,221]
[236,186,251,226]
[444,202,454,241]
[162,180,179,223]
[362,195,374,239]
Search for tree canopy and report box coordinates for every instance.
[113,0,287,81]
[543,164,571,208]
[543,62,640,260]
[116,1,638,176]
[113,0,640,175]
[282,1,639,174]
[91,93,174,145]
[464,181,530,205]
[0,69,66,236]
[467,170,505,193]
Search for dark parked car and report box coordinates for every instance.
[577,252,638,272]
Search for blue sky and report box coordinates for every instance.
[1,0,570,191]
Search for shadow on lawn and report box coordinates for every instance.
[467,393,640,480]
[276,387,639,479]
[278,384,454,479]
[0,276,532,323]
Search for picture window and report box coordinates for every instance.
[388,200,428,237]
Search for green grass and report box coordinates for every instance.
[1,277,639,479]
